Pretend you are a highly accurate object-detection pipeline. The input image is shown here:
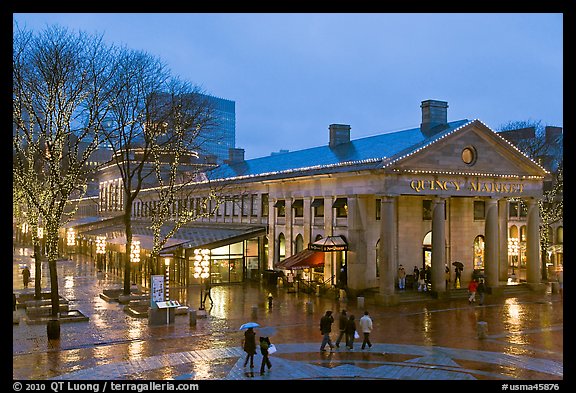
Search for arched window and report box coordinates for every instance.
[295,234,304,253]
[557,227,563,244]
[509,225,519,239]
[278,233,286,261]
[520,225,527,242]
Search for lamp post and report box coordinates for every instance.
[96,236,106,272]
[164,257,171,301]
[193,249,210,310]
[37,227,44,256]
[508,237,519,275]
[66,227,75,257]
[130,240,141,286]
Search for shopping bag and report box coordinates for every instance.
[268,344,277,354]
[354,331,360,339]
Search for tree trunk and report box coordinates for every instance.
[123,213,132,296]
[34,243,42,300]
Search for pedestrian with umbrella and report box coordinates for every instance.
[242,327,257,368]
[452,261,463,289]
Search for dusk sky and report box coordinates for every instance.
[13,13,563,160]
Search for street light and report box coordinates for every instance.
[130,240,141,286]
[96,236,106,272]
[130,240,141,263]
[508,237,519,275]
[37,226,44,256]
[164,257,171,301]
[193,248,210,310]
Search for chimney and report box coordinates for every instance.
[420,100,449,137]
[226,147,245,163]
[545,126,562,144]
[329,124,351,148]
[204,154,217,165]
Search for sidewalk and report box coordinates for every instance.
[13,246,563,380]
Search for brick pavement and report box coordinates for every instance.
[13,247,564,381]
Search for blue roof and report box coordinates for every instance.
[207,119,471,182]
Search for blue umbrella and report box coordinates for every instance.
[239,322,260,330]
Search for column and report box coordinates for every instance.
[267,198,276,270]
[498,198,509,282]
[346,196,367,290]
[378,196,397,300]
[484,198,499,289]
[285,198,293,258]
[526,198,541,284]
[431,197,446,293]
[303,197,312,246]
[323,196,334,283]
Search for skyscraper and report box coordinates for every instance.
[196,93,235,164]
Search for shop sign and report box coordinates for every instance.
[409,179,525,194]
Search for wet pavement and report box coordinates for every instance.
[13,246,564,381]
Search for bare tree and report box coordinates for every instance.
[102,51,224,295]
[143,79,224,271]
[13,24,120,338]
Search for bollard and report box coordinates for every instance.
[357,296,365,309]
[477,321,488,339]
[305,301,313,314]
[251,305,258,319]
[267,293,273,309]
[189,309,197,326]
[316,285,321,297]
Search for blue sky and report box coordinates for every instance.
[13,13,563,160]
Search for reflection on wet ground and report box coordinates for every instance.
[13,247,563,380]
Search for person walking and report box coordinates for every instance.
[476,278,486,305]
[335,309,347,348]
[345,314,356,350]
[418,268,427,292]
[397,264,406,290]
[319,310,335,351]
[468,278,478,304]
[22,266,31,289]
[413,266,420,290]
[259,336,272,375]
[242,327,257,368]
[359,311,373,350]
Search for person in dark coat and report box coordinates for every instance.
[22,266,31,288]
[242,327,257,368]
[477,278,486,305]
[319,310,335,351]
[259,336,272,375]
[345,314,356,350]
[335,309,347,348]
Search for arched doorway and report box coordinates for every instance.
[422,231,432,271]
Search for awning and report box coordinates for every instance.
[292,199,303,208]
[79,220,266,252]
[308,235,348,251]
[332,198,347,208]
[311,199,324,207]
[276,249,325,270]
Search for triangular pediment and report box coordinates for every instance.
[387,120,548,178]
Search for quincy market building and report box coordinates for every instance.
[71,100,550,305]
